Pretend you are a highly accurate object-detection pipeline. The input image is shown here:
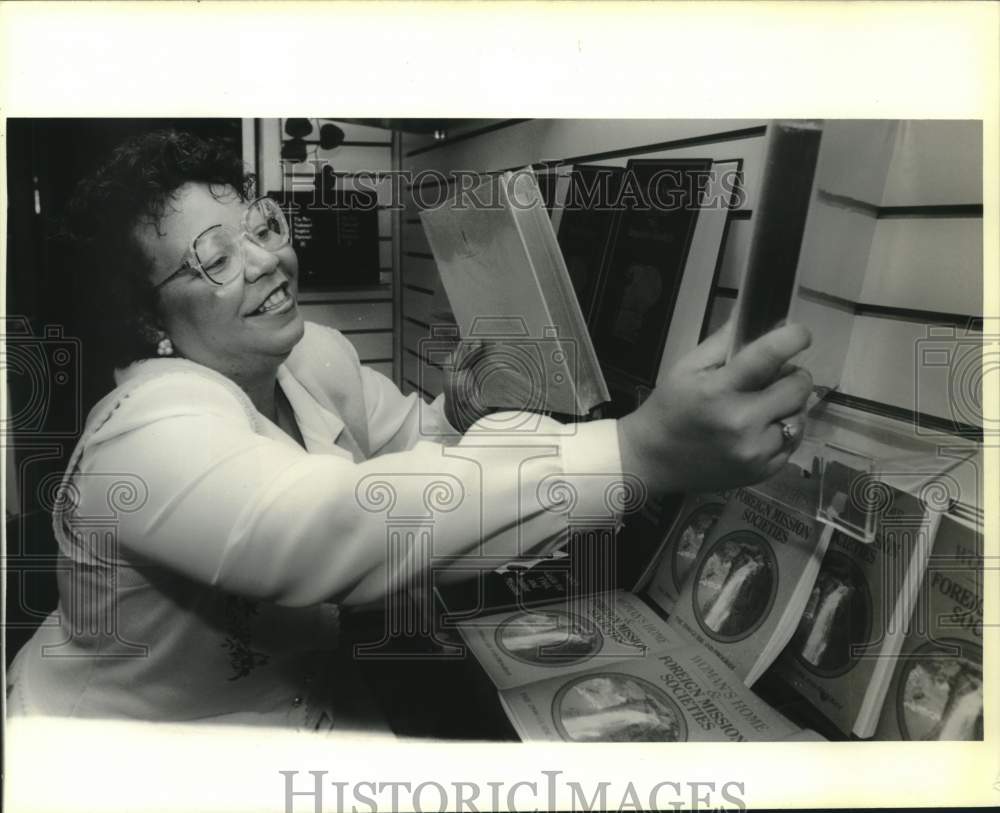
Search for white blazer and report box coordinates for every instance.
[7,322,622,728]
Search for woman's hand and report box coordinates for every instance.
[618,322,813,498]
[442,339,495,433]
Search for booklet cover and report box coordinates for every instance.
[773,486,943,737]
[874,513,984,740]
[498,638,801,742]
[665,467,828,687]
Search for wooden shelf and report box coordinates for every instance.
[297,284,392,303]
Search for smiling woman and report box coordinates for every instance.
[137,184,306,420]
[5,130,813,732]
[3,131,627,729]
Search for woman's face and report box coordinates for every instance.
[135,183,305,382]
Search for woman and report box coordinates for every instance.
[6,131,813,730]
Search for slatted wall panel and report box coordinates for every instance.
[694,120,984,435]
[399,168,459,398]
[839,121,984,429]
[256,119,399,381]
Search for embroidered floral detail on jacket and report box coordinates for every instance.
[221,596,271,680]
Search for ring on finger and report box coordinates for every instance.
[778,419,800,445]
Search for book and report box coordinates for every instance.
[433,506,671,619]
[771,484,946,738]
[551,164,625,326]
[457,590,804,742]
[655,158,743,379]
[660,462,835,687]
[874,512,983,740]
[729,120,824,360]
[419,170,609,415]
[590,158,714,390]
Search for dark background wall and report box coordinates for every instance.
[4,119,241,659]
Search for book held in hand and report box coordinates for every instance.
[419,170,609,416]
[728,120,824,360]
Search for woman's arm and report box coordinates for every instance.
[70,322,812,611]
[71,372,621,608]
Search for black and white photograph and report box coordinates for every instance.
[693,532,778,640]
[792,548,873,676]
[671,502,725,590]
[552,673,687,743]
[495,609,604,667]
[898,639,984,742]
[1,3,996,813]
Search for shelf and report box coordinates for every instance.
[297,284,392,303]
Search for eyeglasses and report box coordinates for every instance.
[156,196,290,288]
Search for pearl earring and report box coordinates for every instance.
[157,337,174,357]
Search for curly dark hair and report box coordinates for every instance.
[64,130,255,369]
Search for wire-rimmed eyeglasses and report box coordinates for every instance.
[155,196,290,289]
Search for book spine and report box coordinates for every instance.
[505,171,610,412]
[729,121,823,358]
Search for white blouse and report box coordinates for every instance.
[7,322,623,729]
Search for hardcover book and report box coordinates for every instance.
[419,170,609,415]
[590,158,713,389]
[552,164,625,326]
[728,121,824,361]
